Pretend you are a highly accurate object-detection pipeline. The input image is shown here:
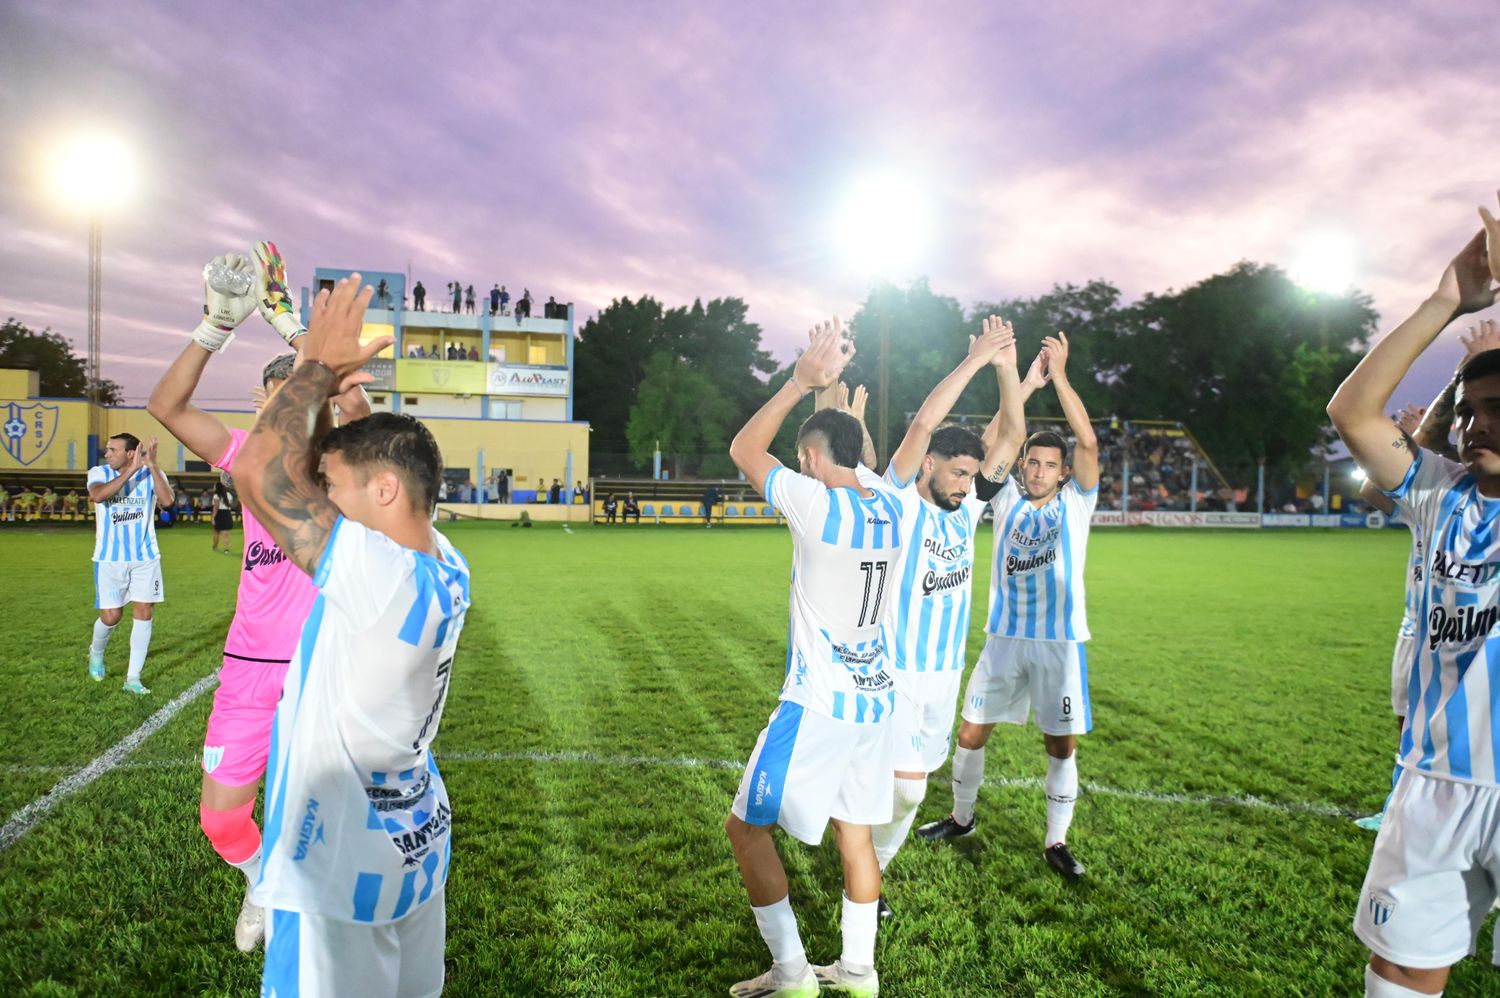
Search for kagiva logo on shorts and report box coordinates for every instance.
[1366,890,1397,926]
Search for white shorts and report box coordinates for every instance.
[93,559,164,609]
[890,670,964,774]
[1353,769,1500,969]
[731,701,893,845]
[961,635,1092,736]
[1391,629,1417,717]
[262,890,445,998]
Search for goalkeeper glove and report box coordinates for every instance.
[193,253,257,353]
[255,240,307,344]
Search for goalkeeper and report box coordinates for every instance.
[146,242,372,952]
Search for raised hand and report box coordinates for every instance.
[1435,229,1496,317]
[250,385,268,412]
[195,253,258,353]
[1040,331,1072,379]
[1478,190,1500,286]
[849,384,869,422]
[1021,350,1052,392]
[832,382,851,412]
[255,241,309,344]
[302,275,391,383]
[793,318,855,392]
[1459,318,1500,359]
[1394,404,1425,437]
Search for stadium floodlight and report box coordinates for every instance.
[50,132,135,214]
[1351,467,1367,483]
[49,131,135,466]
[1290,230,1357,295]
[837,173,930,275]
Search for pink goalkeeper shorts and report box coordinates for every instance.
[201,655,291,787]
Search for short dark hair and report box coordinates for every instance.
[797,409,864,468]
[262,353,296,387]
[1022,430,1069,462]
[1459,349,1500,386]
[109,432,140,453]
[929,425,984,462]
[319,412,443,513]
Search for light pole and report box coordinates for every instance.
[877,300,890,464]
[50,133,133,465]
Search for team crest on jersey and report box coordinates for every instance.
[1366,890,1397,926]
[202,745,225,774]
[2,402,59,467]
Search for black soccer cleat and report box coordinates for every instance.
[877,895,894,922]
[915,815,977,841]
[1044,842,1085,882]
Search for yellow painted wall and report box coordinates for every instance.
[1,394,587,487]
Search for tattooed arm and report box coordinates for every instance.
[233,275,389,577]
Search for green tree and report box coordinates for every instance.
[0,318,122,403]
[625,352,738,477]
[1104,263,1374,483]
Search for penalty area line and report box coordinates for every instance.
[7,744,1356,823]
[0,674,217,854]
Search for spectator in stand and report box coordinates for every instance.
[467,345,479,362]
[575,480,588,504]
[376,278,390,308]
[464,284,476,314]
[549,479,562,504]
[413,280,426,311]
[451,280,462,313]
[604,493,619,523]
[545,295,562,319]
[407,344,420,358]
[518,289,533,319]
[623,492,641,524]
[701,483,720,528]
[438,479,449,502]
[500,471,511,503]
[499,285,511,315]
[490,284,501,316]
[446,344,458,361]
[485,473,499,504]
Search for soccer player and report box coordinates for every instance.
[235,274,467,997]
[917,329,1100,883]
[853,317,1031,911]
[86,432,173,694]
[146,244,369,952]
[1328,210,1500,996]
[725,319,901,998]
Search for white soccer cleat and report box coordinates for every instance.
[234,890,265,952]
[729,961,819,998]
[813,961,880,997]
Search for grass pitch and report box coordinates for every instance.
[0,520,1493,996]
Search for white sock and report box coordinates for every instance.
[874,776,927,870]
[1045,754,1078,847]
[751,895,806,971]
[90,619,116,658]
[951,747,984,825]
[231,846,262,888]
[127,619,153,682]
[1364,964,1439,996]
[839,895,879,975]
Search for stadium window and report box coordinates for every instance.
[406,395,420,406]
[370,394,387,405]
[318,279,335,295]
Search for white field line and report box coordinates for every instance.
[5,744,1357,839]
[0,675,217,853]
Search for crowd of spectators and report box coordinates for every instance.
[400,280,567,320]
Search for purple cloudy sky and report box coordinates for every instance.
[2,0,1498,413]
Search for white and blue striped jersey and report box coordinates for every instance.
[1393,507,1424,641]
[256,517,470,924]
[1386,452,1500,785]
[986,477,1097,642]
[858,464,986,674]
[87,465,160,562]
[766,465,905,724]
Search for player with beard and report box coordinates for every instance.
[1330,204,1500,996]
[846,316,1036,918]
[917,329,1100,883]
[146,242,370,952]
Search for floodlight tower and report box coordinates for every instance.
[51,134,134,464]
[839,174,929,463]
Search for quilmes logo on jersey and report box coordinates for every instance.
[1427,605,1500,650]
[293,798,326,860]
[244,540,288,572]
[2,402,59,467]
[1366,890,1396,926]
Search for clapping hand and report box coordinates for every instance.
[1437,229,1497,317]
[1040,331,1072,379]
[1395,404,1425,437]
[1021,350,1052,392]
[1460,318,1500,360]
[967,315,1017,367]
[1478,190,1500,287]
[793,317,855,393]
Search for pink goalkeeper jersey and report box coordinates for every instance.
[216,429,318,663]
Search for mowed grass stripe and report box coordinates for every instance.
[6,520,1489,996]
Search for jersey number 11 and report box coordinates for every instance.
[857,560,889,627]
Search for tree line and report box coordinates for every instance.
[574,263,1377,485]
